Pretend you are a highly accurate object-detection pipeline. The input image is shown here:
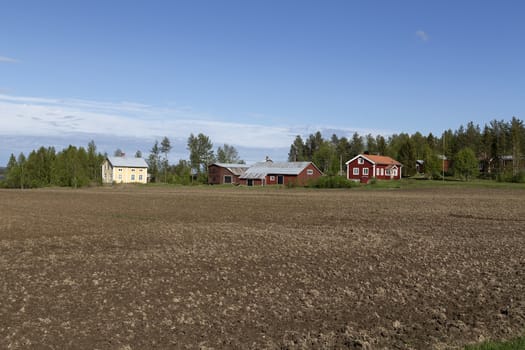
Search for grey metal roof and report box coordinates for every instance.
[107,156,148,168]
[240,161,312,179]
[212,163,250,176]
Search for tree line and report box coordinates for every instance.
[2,117,524,188]
[4,141,104,189]
[288,117,525,181]
[1,134,245,188]
[146,134,244,184]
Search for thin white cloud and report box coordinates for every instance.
[0,93,395,163]
[0,94,296,149]
[416,30,429,42]
[0,55,18,63]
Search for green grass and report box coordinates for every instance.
[363,178,525,190]
[464,336,525,350]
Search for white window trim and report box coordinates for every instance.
[363,168,369,176]
[307,169,314,176]
[353,168,359,175]
[358,158,364,164]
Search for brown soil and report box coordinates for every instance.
[1,186,524,349]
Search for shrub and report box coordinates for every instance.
[307,176,357,189]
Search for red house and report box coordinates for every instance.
[346,154,403,183]
[208,163,250,185]
[238,160,323,186]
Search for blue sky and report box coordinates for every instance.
[1,1,525,164]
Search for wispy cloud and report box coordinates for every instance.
[0,55,18,63]
[415,30,429,42]
[0,94,395,163]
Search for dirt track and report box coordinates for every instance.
[1,186,524,349]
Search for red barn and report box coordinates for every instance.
[239,160,323,186]
[208,163,250,185]
[346,154,403,183]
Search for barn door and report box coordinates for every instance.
[247,179,253,186]
[277,175,284,185]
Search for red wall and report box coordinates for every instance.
[208,165,242,185]
[265,163,322,186]
[347,158,401,182]
[240,163,323,186]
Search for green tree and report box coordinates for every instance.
[87,140,102,183]
[421,144,440,179]
[349,132,364,157]
[397,136,417,176]
[187,133,215,177]
[147,140,161,182]
[365,134,377,154]
[288,135,307,161]
[376,135,387,155]
[217,144,244,163]
[510,117,524,176]
[160,136,172,183]
[312,141,337,174]
[305,132,323,160]
[453,147,479,181]
[5,153,20,188]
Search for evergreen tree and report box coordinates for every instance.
[5,154,20,188]
[349,132,364,157]
[397,136,417,176]
[288,135,306,161]
[147,140,161,183]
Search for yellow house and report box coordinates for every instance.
[101,156,148,184]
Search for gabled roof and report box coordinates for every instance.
[211,163,250,176]
[345,154,402,166]
[107,156,148,168]
[240,161,319,179]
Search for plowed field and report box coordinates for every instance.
[1,186,524,349]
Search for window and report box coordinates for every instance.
[307,169,314,176]
[140,169,143,172]
[385,169,391,176]
[132,168,135,172]
[376,168,380,176]
[393,168,398,176]
[131,174,135,181]
[224,175,232,184]
[118,168,122,172]
[139,175,143,181]
[363,168,369,176]
[380,168,384,176]
[353,168,359,175]
[358,158,364,164]
[270,176,275,181]
[118,174,122,180]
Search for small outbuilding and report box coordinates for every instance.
[238,160,323,186]
[346,154,402,183]
[102,156,148,184]
[208,163,250,185]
